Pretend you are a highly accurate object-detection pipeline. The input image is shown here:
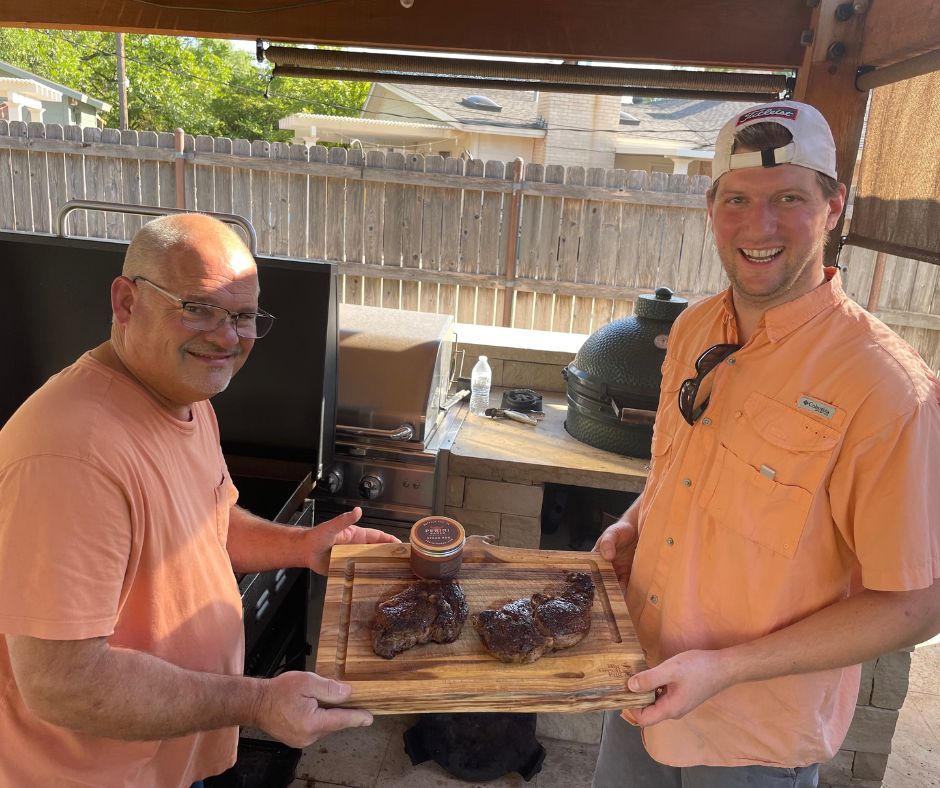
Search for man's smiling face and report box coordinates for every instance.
[707,163,846,312]
[118,217,259,416]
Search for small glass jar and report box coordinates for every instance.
[409,516,466,580]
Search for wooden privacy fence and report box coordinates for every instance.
[0,119,724,333]
[0,119,938,370]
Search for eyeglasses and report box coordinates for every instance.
[132,276,276,339]
[677,343,741,426]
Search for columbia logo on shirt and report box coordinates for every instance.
[796,395,836,420]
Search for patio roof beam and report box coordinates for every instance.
[266,48,790,103]
[273,66,783,104]
[0,0,812,69]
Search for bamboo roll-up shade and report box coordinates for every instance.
[847,69,940,267]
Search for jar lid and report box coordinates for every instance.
[411,516,465,554]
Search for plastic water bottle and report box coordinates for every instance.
[470,355,492,416]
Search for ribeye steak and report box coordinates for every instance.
[473,571,595,663]
[372,579,469,659]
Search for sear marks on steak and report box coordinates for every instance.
[372,579,469,659]
[473,571,595,663]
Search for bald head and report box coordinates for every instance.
[123,213,255,286]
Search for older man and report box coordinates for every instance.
[0,214,396,786]
[593,101,940,787]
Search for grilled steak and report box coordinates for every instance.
[372,579,469,659]
[472,598,550,664]
[532,571,595,649]
[474,571,595,663]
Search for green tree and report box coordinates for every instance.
[0,28,369,141]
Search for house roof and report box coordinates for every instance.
[371,83,542,131]
[370,86,753,151]
[364,87,752,158]
[283,85,760,158]
[0,77,62,103]
[615,98,755,151]
[0,60,112,111]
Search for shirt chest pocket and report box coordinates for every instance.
[700,391,841,558]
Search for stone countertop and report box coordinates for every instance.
[447,389,649,493]
[453,323,588,365]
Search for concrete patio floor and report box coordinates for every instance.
[289,637,940,788]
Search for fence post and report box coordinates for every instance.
[501,157,525,327]
[174,128,185,209]
[866,251,887,312]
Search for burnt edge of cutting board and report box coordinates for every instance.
[316,540,654,714]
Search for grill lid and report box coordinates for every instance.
[337,304,454,445]
[563,286,687,458]
[570,287,688,397]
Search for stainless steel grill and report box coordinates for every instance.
[313,304,465,539]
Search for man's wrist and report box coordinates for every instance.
[714,640,768,690]
[244,675,268,730]
[300,526,320,572]
[615,513,639,535]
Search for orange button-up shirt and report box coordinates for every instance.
[626,269,940,767]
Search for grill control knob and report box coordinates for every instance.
[359,474,384,500]
[325,466,344,495]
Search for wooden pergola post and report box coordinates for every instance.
[793,0,870,265]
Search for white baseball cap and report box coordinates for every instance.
[711,100,838,182]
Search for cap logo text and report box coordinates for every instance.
[737,106,799,126]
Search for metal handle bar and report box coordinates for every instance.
[335,423,416,441]
[55,200,258,256]
[614,405,657,426]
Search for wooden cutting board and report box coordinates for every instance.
[315,536,654,714]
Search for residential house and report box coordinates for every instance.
[615,97,753,176]
[280,83,547,164]
[0,60,111,128]
[280,82,753,175]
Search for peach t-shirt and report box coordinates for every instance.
[627,270,940,767]
[0,353,244,787]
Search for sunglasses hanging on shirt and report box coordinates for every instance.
[677,343,741,426]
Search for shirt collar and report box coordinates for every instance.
[720,267,846,344]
